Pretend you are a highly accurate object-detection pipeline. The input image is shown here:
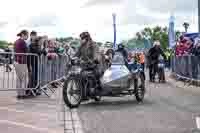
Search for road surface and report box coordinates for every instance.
[1,69,200,133]
[77,74,200,133]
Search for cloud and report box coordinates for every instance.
[19,13,59,28]
[83,0,124,7]
[0,0,198,42]
[0,21,8,28]
[138,0,197,14]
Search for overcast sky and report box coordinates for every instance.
[0,0,198,43]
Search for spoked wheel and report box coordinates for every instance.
[134,73,145,102]
[63,78,82,108]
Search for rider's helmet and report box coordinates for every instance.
[118,43,125,49]
[79,31,91,41]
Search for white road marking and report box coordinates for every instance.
[0,106,54,119]
[69,109,84,133]
[0,120,57,133]
[196,117,200,129]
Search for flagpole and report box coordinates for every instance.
[198,0,200,32]
[112,13,116,50]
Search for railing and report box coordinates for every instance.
[0,52,69,97]
[0,52,80,133]
[171,55,200,81]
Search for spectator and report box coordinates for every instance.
[14,30,29,99]
[164,49,171,69]
[139,52,145,71]
[192,39,200,56]
[47,40,58,60]
[104,49,114,69]
[128,52,133,62]
[4,47,12,72]
[64,43,75,57]
[28,36,45,95]
[46,40,58,81]
[30,31,37,43]
[26,31,37,48]
[176,36,194,56]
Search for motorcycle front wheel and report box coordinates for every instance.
[63,78,82,108]
[134,73,145,102]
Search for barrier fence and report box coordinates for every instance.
[0,52,80,133]
[0,52,69,97]
[171,55,200,81]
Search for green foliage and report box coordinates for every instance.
[135,26,180,50]
[96,42,103,47]
[126,38,146,49]
[70,39,80,48]
[56,37,76,43]
[0,40,10,49]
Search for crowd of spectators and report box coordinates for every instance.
[175,35,200,56]
[14,30,76,99]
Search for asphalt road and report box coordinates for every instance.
[78,74,200,133]
[1,66,200,133]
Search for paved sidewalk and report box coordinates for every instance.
[0,87,83,133]
[168,73,200,95]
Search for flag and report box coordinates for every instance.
[168,15,176,48]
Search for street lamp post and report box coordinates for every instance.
[112,13,116,50]
[198,0,200,32]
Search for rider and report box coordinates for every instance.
[116,43,128,67]
[147,40,166,82]
[74,32,102,90]
[116,43,128,59]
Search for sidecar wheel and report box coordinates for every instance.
[134,73,145,102]
[63,78,82,109]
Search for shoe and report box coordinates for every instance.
[16,96,27,99]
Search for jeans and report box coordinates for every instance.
[149,63,158,81]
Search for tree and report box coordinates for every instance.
[0,40,10,49]
[139,26,168,49]
[134,26,180,50]
[183,22,190,32]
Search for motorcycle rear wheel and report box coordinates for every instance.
[63,78,82,109]
[134,73,145,102]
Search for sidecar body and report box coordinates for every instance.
[100,52,132,91]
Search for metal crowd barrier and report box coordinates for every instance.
[0,52,40,96]
[0,52,69,97]
[39,54,69,97]
[171,55,200,81]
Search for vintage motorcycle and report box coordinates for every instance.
[63,52,146,108]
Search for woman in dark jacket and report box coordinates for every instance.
[28,37,46,93]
